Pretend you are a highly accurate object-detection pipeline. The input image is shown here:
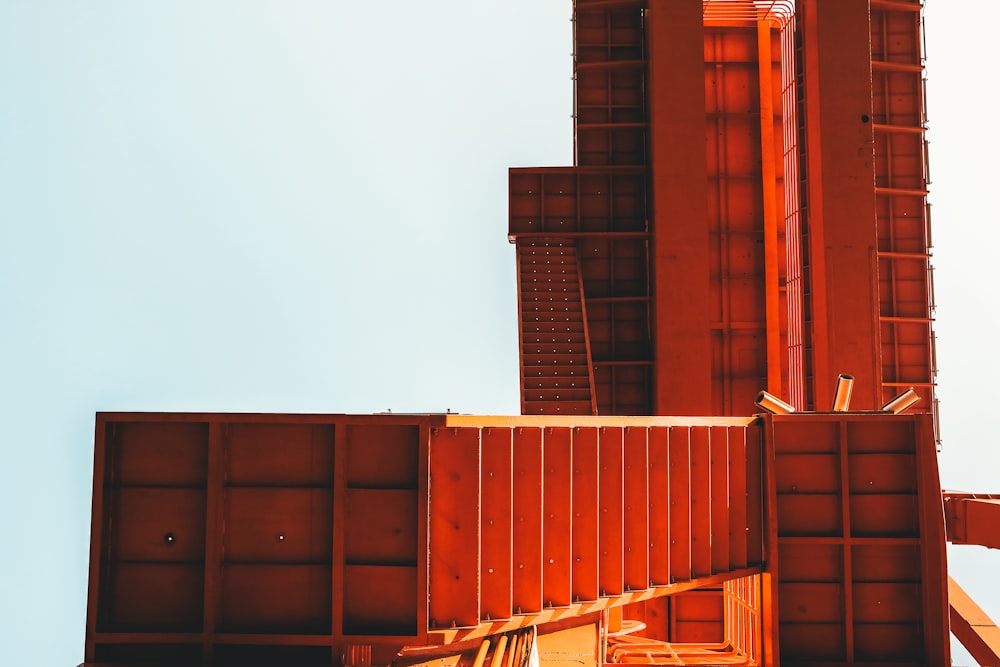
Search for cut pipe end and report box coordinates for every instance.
[881,387,920,414]
[832,374,855,412]
[756,390,796,415]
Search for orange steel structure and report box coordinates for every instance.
[512,0,935,419]
[85,412,952,666]
[80,1,1000,666]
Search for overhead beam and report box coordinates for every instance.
[943,494,1000,549]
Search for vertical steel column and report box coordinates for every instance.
[647,0,712,415]
[757,21,783,396]
[797,0,882,409]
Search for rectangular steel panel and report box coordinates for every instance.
[343,564,417,636]
[428,427,480,628]
[668,427,692,583]
[572,426,600,602]
[690,428,713,578]
[672,591,724,643]
[511,427,544,614]
[344,489,416,565]
[112,488,207,562]
[728,427,748,569]
[542,427,573,607]
[648,426,671,586]
[346,424,419,488]
[480,427,513,621]
[113,421,209,486]
[220,564,331,633]
[105,563,204,632]
[225,488,333,563]
[226,423,334,486]
[598,426,624,596]
[623,426,649,592]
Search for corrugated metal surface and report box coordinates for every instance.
[427,417,766,640]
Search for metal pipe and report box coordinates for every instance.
[472,639,492,667]
[832,374,854,412]
[504,633,520,667]
[881,387,921,414]
[755,390,796,414]
[488,635,509,667]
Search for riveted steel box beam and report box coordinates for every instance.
[766,411,949,666]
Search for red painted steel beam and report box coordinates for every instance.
[949,576,1000,667]
[796,0,882,410]
[646,0,713,415]
[943,493,1000,549]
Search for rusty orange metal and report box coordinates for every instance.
[943,493,1000,550]
[511,1,936,419]
[948,577,1000,667]
[767,412,948,665]
[85,412,769,663]
[80,1,989,666]
[84,410,951,665]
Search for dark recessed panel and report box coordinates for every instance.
[224,488,333,563]
[227,423,334,486]
[220,564,331,634]
[343,565,418,636]
[344,488,418,565]
[346,425,419,489]
[102,563,204,632]
[112,422,209,486]
[111,487,206,562]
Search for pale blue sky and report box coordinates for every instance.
[0,2,996,665]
